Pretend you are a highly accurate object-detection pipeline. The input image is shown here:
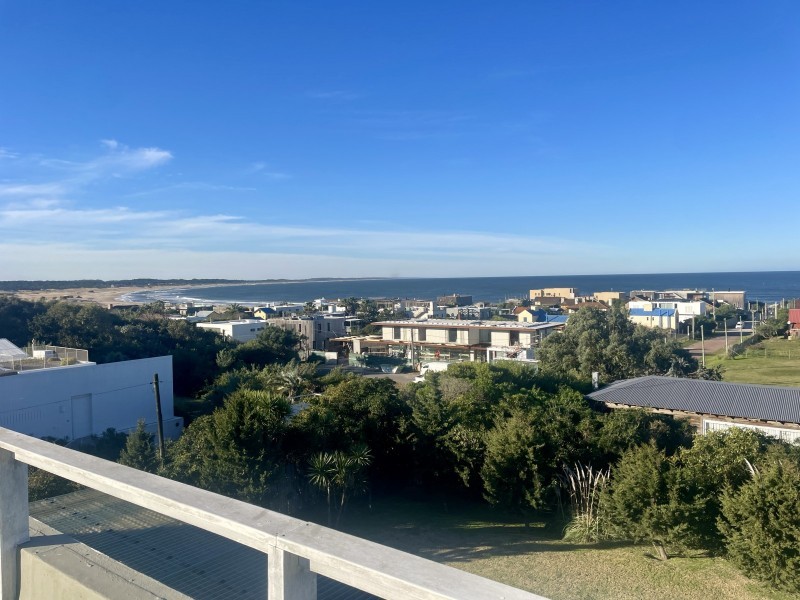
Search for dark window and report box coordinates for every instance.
[418,328,426,341]
[393,327,401,339]
[448,329,457,343]
[510,331,520,345]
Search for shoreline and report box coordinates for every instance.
[4,285,190,307]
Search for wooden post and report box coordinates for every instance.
[0,448,29,599]
[268,547,316,600]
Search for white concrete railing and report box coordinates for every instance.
[0,428,546,600]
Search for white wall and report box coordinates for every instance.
[197,320,266,343]
[0,356,182,441]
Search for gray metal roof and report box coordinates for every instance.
[587,376,800,425]
[30,488,376,600]
[0,338,27,360]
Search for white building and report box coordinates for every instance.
[196,319,267,342]
[374,319,562,363]
[0,343,182,442]
[628,300,706,323]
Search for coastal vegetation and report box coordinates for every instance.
[5,295,799,594]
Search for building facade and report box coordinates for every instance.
[373,319,562,363]
[0,353,182,442]
[196,319,267,343]
[269,315,346,351]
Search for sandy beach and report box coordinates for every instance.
[6,285,182,307]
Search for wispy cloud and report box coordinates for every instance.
[0,142,621,280]
[0,148,19,160]
[0,182,67,197]
[0,141,173,208]
[249,162,291,180]
[126,182,257,198]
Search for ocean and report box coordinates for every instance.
[123,271,800,306]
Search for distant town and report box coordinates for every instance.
[2,282,800,598]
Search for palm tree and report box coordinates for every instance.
[307,446,372,527]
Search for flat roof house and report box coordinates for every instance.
[0,340,182,442]
[197,319,267,343]
[373,319,562,364]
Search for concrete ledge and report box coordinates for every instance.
[20,518,190,600]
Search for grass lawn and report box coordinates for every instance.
[340,496,793,600]
[707,337,800,386]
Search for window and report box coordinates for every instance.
[393,327,401,339]
[418,328,426,341]
[510,331,520,345]
[448,329,457,343]
[327,323,331,331]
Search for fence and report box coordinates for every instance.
[0,427,546,600]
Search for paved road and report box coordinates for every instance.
[685,331,749,358]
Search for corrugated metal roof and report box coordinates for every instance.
[0,338,27,360]
[587,376,800,424]
[30,488,376,600]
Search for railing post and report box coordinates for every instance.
[268,547,316,600]
[0,448,29,599]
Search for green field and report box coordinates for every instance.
[341,497,792,600]
[707,337,800,386]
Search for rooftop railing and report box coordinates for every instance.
[0,427,546,600]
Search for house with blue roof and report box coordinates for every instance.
[628,307,678,331]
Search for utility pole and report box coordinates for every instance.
[724,319,728,354]
[152,373,166,462]
[700,323,706,367]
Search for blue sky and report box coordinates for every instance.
[1,1,798,280]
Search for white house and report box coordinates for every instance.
[628,300,706,323]
[0,345,182,442]
[373,319,562,363]
[196,319,267,342]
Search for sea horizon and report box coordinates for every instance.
[122,270,800,306]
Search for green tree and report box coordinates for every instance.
[119,420,158,472]
[692,315,717,337]
[675,428,770,552]
[342,297,360,316]
[163,389,291,505]
[719,457,800,592]
[480,410,544,521]
[537,305,696,384]
[289,377,409,481]
[0,296,48,346]
[597,409,693,462]
[227,326,301,368]
[356,299,380,324]
[603,444,694,559]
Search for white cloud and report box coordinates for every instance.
[91,143,172,174]
[249,162,291,180]
[0,148,19,160]
[0,182,67,197]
